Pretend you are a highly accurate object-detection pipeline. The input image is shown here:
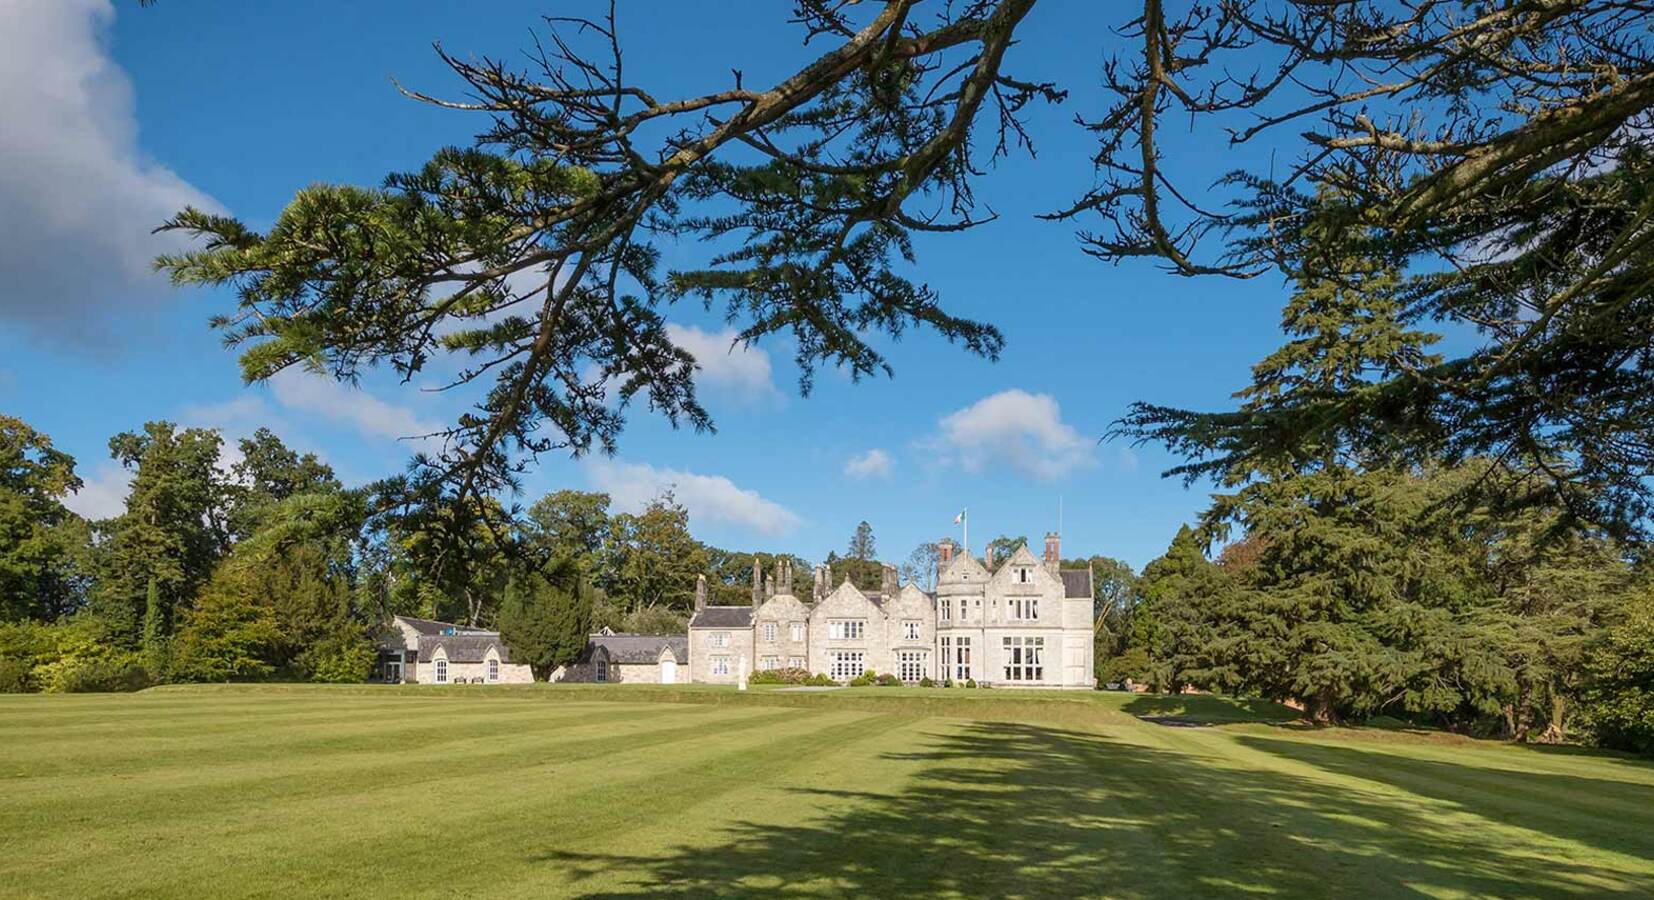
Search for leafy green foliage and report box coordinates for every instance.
[847,521,876,561]
[0,416,87,621]
[87,422,229,645]
[1582,593,1654,755]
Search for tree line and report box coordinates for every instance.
[1093,243,1654,756]
[0,416,897,691]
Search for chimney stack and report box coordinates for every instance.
[1044,532,1061,572]
[985,544,996,570]
[881,563,898,598]
[751,558,762,605]
[938,538,955,565]
[813,564,828,602]
[695,574,707,611]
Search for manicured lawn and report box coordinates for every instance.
[2,686,1650,898]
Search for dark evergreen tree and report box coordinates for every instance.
[499,563,592,681]
[847,521,876,561]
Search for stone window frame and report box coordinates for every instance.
[788,655,806,669]
[828,650,865,681]
[710,632,729,648]
[711,655,731,676]
[1002,635,1045,682]
[762,622,778,643]
[827,619,865,641]
[790,622,805,642]
[897,650,927,684]
[596,658,608,682]
[760,655,780,670]
[487,658,500,682]
[943,636,972,681]
[902,620,921,641]
[434,657,449,684]
[1009,597,1040,621]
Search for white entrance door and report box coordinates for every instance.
[660,658,677,684]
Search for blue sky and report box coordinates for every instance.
[0,0,1301,569]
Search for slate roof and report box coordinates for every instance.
[585,633,688,664]
[395,615,462,636]
[418,633,510,663]
[1059,568,1094,600]
[688,606,754,629]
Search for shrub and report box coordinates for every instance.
[750,666,812,685]
[964,678,978,688]
[919,676,935,688]
[875,673,901,686]
[0,657,32,693]
[50,657,152,693]
[805,673,837,686]
[849,671,878,687]
[300,630,376,683]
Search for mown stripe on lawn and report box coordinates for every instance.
[0,708,813,873]
[48,708,889,899]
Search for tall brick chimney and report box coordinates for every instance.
[1044,532,1061,571]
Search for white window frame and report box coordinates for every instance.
[790,622,805,642]
[898,650,926,684]
[1010,597,1040,621]
[710,632,729,649]
[1018,567,1031,583]
[902,620,921,641]
[487,658,500,682]
[828,650,866,681]
[940,598,951,621]
[950,637,972,681]
[711,655,731,676]
[434,657,448,684]
[762,622,778,643]
[828,619,865,641]
[595,658,608,682]
[1002,635,1045,682]
[788,655,806,669]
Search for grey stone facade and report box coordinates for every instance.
[684,533,1096,688]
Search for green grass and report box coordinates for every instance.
[2,685,1651,898]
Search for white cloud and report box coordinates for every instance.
[63,462,131,521]
[585,458,801,536]
[843,448,894,480]
[0,0,218,346]
[666,324,780,402]
[268,370,443,443]
[933,389,1093,480]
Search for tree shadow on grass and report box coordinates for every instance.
[1121,693,1302,724]
[1238,734,1654,860]
[533,721,1654,898]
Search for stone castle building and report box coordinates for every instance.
[688,533,1095,689]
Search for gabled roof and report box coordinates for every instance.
[1059,568,1094,600]
[418,633,509,663]
[586,633,688,664]
[939,551,989,584]
[688,606,753,629]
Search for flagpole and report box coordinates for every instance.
[963,508,968,559]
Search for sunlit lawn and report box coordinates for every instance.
[2,684,1650,898]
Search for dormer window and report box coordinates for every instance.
[1017,567,1031,584]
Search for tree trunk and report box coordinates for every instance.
[1303,689,1339,725]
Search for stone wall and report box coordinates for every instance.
[688,623,754,684]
